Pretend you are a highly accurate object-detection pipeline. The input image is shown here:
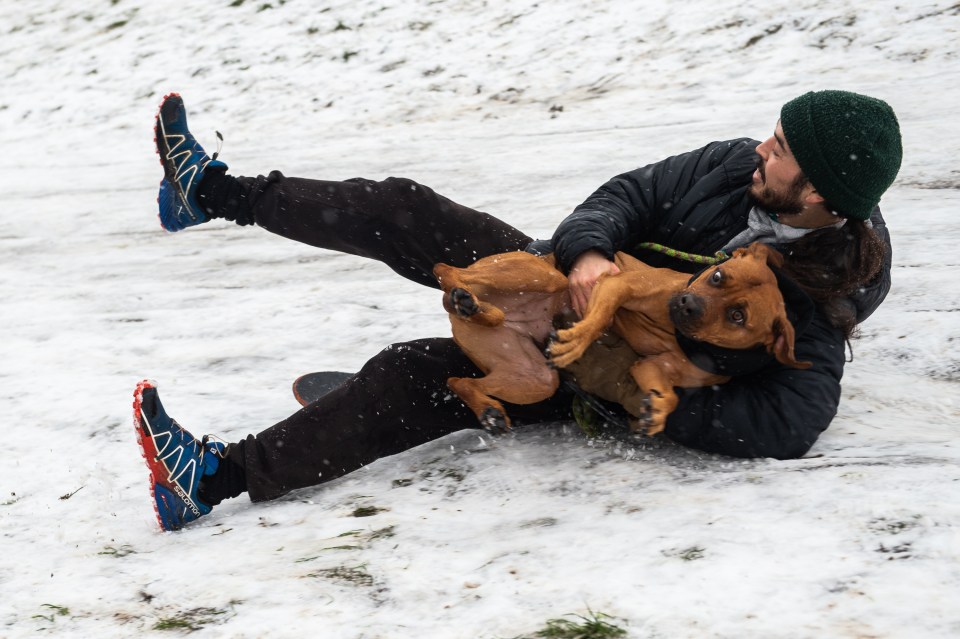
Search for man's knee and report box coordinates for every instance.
[343,176,426,198]
[358,339,472,385]
[381,177,447,212]
[360,341,432,377]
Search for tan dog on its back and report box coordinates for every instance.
[433,243,810,435]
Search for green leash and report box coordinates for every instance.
[637,242,729,265]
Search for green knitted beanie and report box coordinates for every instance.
[780,90,902,220]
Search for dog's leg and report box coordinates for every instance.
[435,263,506,326]
[447,376,513,434]
[436,252,568,433]
[549,272,648,368]
[441,287,506,327]
[435,253,566,298]
[627,357,681,436]
[442,252,567,294]
[448,367,560,435]
[447,329,561,435]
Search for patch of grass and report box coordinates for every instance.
[105,19,128,31]
[523,610,627,638]
[153,606,231,632]
[876,542,913,559]
[520,517,558,529]
[662,546,706,561]
[296,524,396,563]
[421,466,466,482]
[743,24,783,48]
[33,604,70,623]
[307,565,374,587]
[869,516,921,535]
[342,50,359,62]
[154,618,196,631]
[352,505,385,517]
[380,60,406,73]
[98,544,136,557]
[703,18,747,33]
[369,525,395,541]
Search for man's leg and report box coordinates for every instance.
[199,172,532,288]
[155,94,532,287]
[198,337,574,504]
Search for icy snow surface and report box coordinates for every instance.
[1,0,959,637]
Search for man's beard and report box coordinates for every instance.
[748,158,807,216]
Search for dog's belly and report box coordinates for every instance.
[485,290,570,343]
[612,312,676,357]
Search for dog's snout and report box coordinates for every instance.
[676,294,703,320]
[669,292,705,334]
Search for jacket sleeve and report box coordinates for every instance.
[663,308,845,459]
[551,138,755,273]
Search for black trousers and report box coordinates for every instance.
[198,172,573,502]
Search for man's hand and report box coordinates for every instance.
[567,250,620,317]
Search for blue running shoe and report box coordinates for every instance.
[154,93,227,232]
[133,380,225,531]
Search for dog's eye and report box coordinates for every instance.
[728,308,746,325]
[710,270,723,285]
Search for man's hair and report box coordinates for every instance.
[779,219,886,337]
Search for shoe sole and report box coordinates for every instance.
[154,92,182,181]
[154,92,190,232]
[132,379,176,532]
[153,92,211,232]
[154,92,180,231]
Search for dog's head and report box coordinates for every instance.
[668,243,811,369]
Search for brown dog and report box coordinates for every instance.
[433,243,810,435]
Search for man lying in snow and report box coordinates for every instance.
[134,90,901,531]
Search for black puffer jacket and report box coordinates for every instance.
[549,138,892,459]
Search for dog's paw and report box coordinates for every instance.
[645,417,667,436]
[627,394,661,436]
[628,415,651,434]
[643,390,668,436]
[547,332,590,369]
[450,288,480,317]
[480,406,511,435]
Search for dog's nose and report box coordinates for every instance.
[675,294,704,321]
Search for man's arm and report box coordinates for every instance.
[664,309,845,459]
[552,138,757,273]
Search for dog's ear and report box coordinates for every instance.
[769,315,812,369]
[746,242,785,269]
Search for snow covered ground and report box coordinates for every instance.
[1,0,959,636]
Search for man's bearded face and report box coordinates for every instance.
[749,155,809,216]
